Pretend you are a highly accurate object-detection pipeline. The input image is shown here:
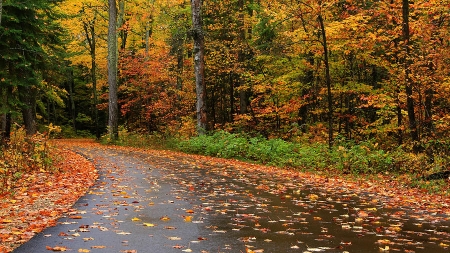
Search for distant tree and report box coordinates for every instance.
[191,0,207,134]
[107,0,119,140]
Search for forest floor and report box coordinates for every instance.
[1,139,450,252]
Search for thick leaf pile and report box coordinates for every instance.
[0,143,98,252]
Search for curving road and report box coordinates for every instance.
[13,145,450,253]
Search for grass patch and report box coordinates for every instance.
[99,129,450,195]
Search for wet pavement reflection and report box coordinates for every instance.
[14,146,450,253]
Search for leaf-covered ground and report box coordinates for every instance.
[2,139,450,252]
[0,140,98,252]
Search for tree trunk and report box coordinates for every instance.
[117,0,126,51]
[108,0,119,140]
[402,0,419,143]
[19,85,37,136]
[318,13,333,149]
[1,86,12,144]
[238,0,248,115]
[66,69,76,133]
[191,0,207,134]
[0,0,3,27]
[84,17,100,139]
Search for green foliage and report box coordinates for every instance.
[57,125,94,139]
[99,126,177,150]
[177,130,329,168]
[176,131,450,177]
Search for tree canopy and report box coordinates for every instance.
[1,0,450,153]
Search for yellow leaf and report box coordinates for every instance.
[160,216,170,221]
[379,246,389,251]
[143,223,156,227]
[184,216,193,222]
[91,246,106,249]
[440,242,449,248]
[131,217,141,222]
[78,249,90,253]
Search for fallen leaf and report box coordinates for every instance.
[46,246,68,251]
[91,246,106,249]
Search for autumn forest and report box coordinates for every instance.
[2,0,450,172]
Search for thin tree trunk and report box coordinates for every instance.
[318,13,333,149]
[1,86,12,144]
[0,0,3,27]
[402,0,419,144]
[117,0,126,51]
[108,0,119,140]
[238,0,248,115]
[144,0,156,56]
[191,0,207,134]
[84,17,100,139]
[67,69,76,133]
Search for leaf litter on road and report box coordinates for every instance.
[5,139,450,252]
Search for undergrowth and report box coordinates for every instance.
[0,125,60,194]
[103,129,450,194]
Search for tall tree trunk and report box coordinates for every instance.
[191,0,207,134]
[91,24,100,139]
[108,0,119,140]
[238,0,248,115]
[318,13,333,149]
[402,0,419,143]
[84,17,100,139]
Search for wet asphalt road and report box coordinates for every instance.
[13,146,450,253]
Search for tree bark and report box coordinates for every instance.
[19,85,37,136]
[117,1,126,51]
[108,0,119,140]
[191,0,207,134]
[1,86,12,144]
[66,68,76,133]
[318,13,333,149]
[402,0,419,143]
[83,17,100,139]
[238,0,248,115]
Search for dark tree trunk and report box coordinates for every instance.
[66,66,77,133]
[318,13,333,149]
[0,0,3,27]
[424,87,433,135]
[84,17,100,139]
[238,0,248,115]
[230,73,235,122]
[1,86,12,144]
[402,0,419,143]
[19,85,37,136]
[191,0,207,134]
